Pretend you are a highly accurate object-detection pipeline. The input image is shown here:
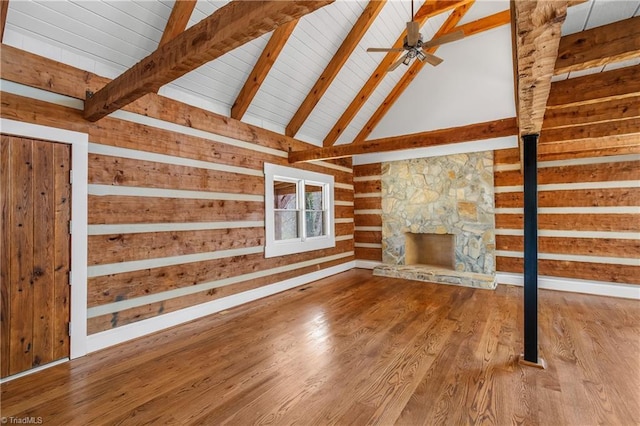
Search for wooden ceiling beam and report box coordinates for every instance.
[321,0,474,147]
[289,117,517,162]
[352,2,474,143]
[543,96,640,130]
[159,0,197,47]
[231,19,298,121]
[83,0,333,122]
[547,64,640,109]
[1,0,9,43]
[453,9,510,37]
[512,0,568,138]
[285,0,387,138]
[555,16,640,75]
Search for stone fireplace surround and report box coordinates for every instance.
[373,152,497,290]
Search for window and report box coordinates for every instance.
[265,163,335,258]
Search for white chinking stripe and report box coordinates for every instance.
[495,250,640,266]
[539,153,640,168]
[312,160,353,173]
[353,175,381,182]
[89,143,262,177]
[335,218,354,224]
[0,79,84,109]
[355,243,382,248]
[335,200,354,206]
[87,251,355,318]
[335,182,354,190]
[354,192,382,198]
[335,235,354,241]
[495,180,639,193]
[495,207,640,214]
[88,184,263,202]
[355,226,382,231]
[88,221,265,235]
[88,246,265,277]
[495,228,640,240]
[355,209,383,215]
[494,164,521,172]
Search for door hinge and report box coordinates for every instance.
[69,169,73,185]
[68,272,72,286]
[69,220,73,235]
[68,322,72,337]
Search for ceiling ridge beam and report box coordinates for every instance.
[289,117,517,162]
[159,0,197,47]
[352,1,474,143]
[555,16,640,75]
[547,64,640,109]
[285,0,387,138]
[231,19,299,121]
[321,0,474,147]
[83,0,334,122]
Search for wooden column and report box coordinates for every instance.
[520,133,545,369]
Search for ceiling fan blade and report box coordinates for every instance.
[420,51,444,66]
[406,21,420,46]
[367,47,405,53]
[421,30,465,49]
[388,53,408,72]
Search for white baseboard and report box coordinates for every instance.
[355,260,383,269]
[86,261,355,353]
[497,272,640,299]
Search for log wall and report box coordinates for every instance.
[0,46,354,336]
[353,163,382,261]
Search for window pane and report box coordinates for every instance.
[274,181,297,209]
[305,211,325,238]
[305,184,323,210]
[275,211,299,240]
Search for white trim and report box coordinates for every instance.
[495,207,640,214]
[89,143,262,177]
[354,192,382,198]
[496,272,640,299]
[264,163,335,258]
[355,243,382,248]
[495,180,638,193]
[353,175,381,182]
[1,118,88,359]
[495,228,640,240]
[88,184,263,202]
[355,260,383,269]
[495,250,639,266]
[88,221,264,235]
[0,358,69,384]
[86,261,355,353]
[354,209,383,215]
[88,246,265,278]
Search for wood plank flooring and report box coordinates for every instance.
[2,269,638,425]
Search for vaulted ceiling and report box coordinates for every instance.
[1,0,639,160]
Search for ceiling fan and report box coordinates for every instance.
[367,1,464,72]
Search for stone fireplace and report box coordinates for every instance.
[373,152,497,289]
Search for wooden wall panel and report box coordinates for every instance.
[354,197,381,210]
[353,164,383,262]
[495,149,640,285]
[354,247,382,261]
[1,46,355,337]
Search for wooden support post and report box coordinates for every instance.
[520,133,545,369]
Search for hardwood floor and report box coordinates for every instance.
[2,269,639,425]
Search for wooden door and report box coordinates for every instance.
[1,135,71,378]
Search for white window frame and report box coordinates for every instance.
[264,163,335,258]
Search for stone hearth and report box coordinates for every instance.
[375,152,497,289]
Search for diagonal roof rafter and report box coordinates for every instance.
[353,1,474,143]
[285,0,387,138]
[322,0,474,147]
[159,0,197,47]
